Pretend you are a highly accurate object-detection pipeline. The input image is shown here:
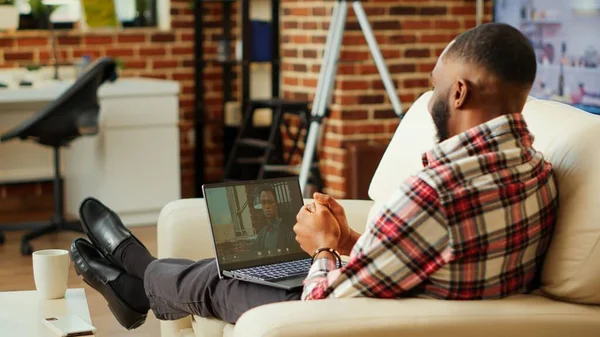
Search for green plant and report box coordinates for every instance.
[0,0,15,5]
[28,0,59,19]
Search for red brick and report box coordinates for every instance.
[117,34,147,43]
[389,63,416,73]
[434,20,461,30]
[335,95,359,105]
[140,47,167,56]
[404,78,430,88]
[419,63,436,72]
[374,109,398,119]
[291,35,309,44]
[381,49,401,59]
[373,20,401,30]
[390,6,417,15]
[172,20,194,29]
[405,48,431,58]
[172,46,193,55]
[401,20,432,30]
[420,6,448,16]
[73,49,102,58]
[364,7,386,16]
[283,77,298,86]
[312,7,327,16]
[338,80,368,90]
[39,50,69,61]
[302,22,318,30]
[151,33,176,43]
[358,64,378,74]
[302,49,318,58]
[283,21,298,29]
[311,36,326,44]
[420,34,454,43]
[337,64,355,75]
[283,49,297,58]
[0,38,14,47]
[359,94,384,105]
[17,37,48,47]
[84,35,113,45]
[124,60,147,69]
[172,72,194,81]
[106,47,135,57]
[302,78,318,88]
[388,34,417,44]
[451,5,476,16]
[340,51,369,61]
[4,51,33,61]
[292,64,307,72]
[181,32,194,41]
[342,35,366,46]
[289,8,309,16]
[332,109,369,120]
[57,36,81,45]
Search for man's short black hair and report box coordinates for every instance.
[444,23,537,86]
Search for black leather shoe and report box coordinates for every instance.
[70,238,147,330]
[79,197,148,268]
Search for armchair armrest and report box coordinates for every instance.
[156,198,375,337]
[157,198,213,337]
[234,295,600,337]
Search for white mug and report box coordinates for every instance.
[32,249,70,299]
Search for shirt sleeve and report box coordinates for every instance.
[301,176,452,300]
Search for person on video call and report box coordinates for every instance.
[70,23,559,330]
[252,185,296,252]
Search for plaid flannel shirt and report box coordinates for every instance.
[302,113,558,300]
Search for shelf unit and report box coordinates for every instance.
[194,0,281,196]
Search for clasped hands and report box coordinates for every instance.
[293,193,357,256]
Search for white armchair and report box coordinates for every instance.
[157,92,600,337]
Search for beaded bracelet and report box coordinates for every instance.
[311,247,342,268]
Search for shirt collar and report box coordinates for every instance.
[422,113,533,168]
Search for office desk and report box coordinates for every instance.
[0,78,181,226]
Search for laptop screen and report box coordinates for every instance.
[203,177,309,271]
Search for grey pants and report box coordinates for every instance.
[143,258,302,323]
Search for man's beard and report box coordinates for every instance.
[431,97,450,142]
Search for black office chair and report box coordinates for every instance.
[0,57,118,255]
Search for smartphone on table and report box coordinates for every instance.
[42,315,97,337]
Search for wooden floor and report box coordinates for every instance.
[0,226,160,337]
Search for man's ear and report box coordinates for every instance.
[454,79,469,109]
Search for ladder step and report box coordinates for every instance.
[238,138,272,149]
[263,163,320,174]
[263,165,301,174]
[236,157,264,165]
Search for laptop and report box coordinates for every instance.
[202,177,311,290]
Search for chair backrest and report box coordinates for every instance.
[370,91,600,305]
[0,57,117,147]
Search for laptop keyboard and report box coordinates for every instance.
[235,258,312,280]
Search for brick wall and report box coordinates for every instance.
[0,0,237,217]
[281,0,492,198]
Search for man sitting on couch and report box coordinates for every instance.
[69,22,559,329]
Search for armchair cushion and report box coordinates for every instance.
[370,91,600,305]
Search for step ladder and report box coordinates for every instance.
[224,99,321,186]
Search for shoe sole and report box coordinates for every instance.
[72,246,147,330]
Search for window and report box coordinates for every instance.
[16,0,161,30]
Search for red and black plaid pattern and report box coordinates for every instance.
[302,113,558,300]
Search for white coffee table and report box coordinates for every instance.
[0,288,93,336]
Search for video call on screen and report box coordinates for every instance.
[205,180,305,265]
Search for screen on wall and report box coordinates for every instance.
[494,0,600,114]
